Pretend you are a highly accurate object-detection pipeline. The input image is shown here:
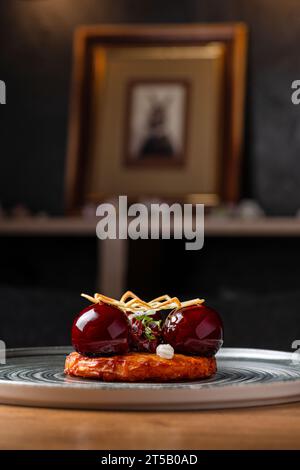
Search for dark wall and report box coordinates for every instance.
[1,235,300,350]
[1,0,300,214]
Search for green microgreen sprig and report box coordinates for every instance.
[134,312,162,341]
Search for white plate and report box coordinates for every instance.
[0,347,299,410]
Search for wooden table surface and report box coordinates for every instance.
[0,402,300,450]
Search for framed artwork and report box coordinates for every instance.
[65,24,248,212]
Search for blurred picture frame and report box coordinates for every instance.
[65,24,247,213]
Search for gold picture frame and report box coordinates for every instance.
[65,24,248,212]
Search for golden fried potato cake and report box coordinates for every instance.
[65,351,216,382]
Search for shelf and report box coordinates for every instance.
[204,217,300,236]
[0,217,97,236]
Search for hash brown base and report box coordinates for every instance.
[65,351,216,382]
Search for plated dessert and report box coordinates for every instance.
[65,291,223,382]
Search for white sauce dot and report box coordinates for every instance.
[156,344,174,360]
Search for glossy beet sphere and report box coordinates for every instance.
[162,305,223,356]
[72,303,130,356]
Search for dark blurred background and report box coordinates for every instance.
[0,0,300,350]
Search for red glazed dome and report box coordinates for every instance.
[72,302,130,356]
[162,304,223,356]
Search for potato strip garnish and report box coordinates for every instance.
[81,291,204,312]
